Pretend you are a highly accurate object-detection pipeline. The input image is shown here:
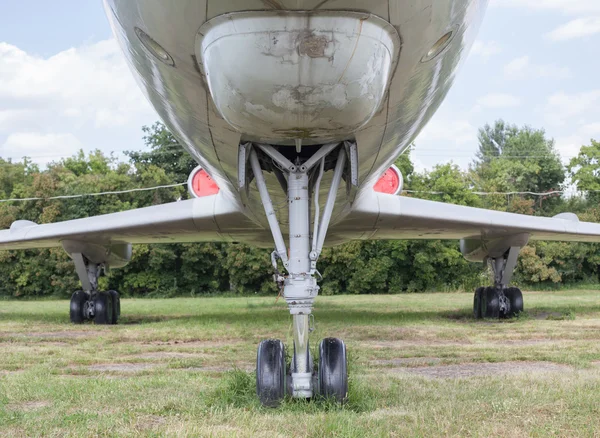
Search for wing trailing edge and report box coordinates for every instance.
[333,192,600,243]
[0,193,264,250]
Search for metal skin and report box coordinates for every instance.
[103,0,489,238]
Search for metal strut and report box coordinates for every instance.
[249,142,347,398]
[490,246,521,313]
[72,253,101,294]
[490,246,521,290]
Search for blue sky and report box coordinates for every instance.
[0,0,599,171]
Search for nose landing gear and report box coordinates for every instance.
[249,142,351,406]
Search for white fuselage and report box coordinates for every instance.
[104,0,487,245]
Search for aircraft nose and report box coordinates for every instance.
[195,11,401,145]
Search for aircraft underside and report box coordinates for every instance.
[5,0,600,407]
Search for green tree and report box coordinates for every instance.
[472,121,564,214]
[568,139,600,204]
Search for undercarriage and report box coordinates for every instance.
[249,142,353,406]
[470,241,527,320]
[64,241,128,325]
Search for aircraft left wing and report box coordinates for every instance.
[0,193,263,250]
[333,191,600,244]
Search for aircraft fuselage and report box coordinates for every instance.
[104,0,488,246]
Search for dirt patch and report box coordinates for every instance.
[390,361,571,379]
[178,364,254,373]
[9,331,101,339]
[88,363,157,373]
[0,370,24,376]
[373,357,442,367]
[135,352,207,360]
[368,408,410,419]
[490,339,556,346]
[529,312,570,320]
[143,339,242,349]
[7,401,50,412]
[366,339,569,349]
[136,414,167,431]
[366,340,468,349]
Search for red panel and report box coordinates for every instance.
[374,167,401,194]
[191,169,220,197]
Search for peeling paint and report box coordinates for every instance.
[298,34,329,58]
[272,84,348,111]
[198,11,400,143]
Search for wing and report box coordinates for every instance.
[332,191,600,243]
[0,193,264,250]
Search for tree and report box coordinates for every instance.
[476,120,518,164]
[472,121,564,214]
[568,139,600,204]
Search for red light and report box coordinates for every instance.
[374,167,401,195]
[191,169,219,197]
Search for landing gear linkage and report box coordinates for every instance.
[250,142,349,406]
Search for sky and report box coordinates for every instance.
[0,0,600,172]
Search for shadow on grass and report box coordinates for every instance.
[206,368,378,414]
[1,304,596,326]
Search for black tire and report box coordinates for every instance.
[94,291,114,325]
[70,291,88,324]
[256,340,286,407]
[481,287,500,319]
[108,290,120,324]
[473,287,484,319]
[505,287,524,318]
[318,338,348,403]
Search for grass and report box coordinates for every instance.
[2,290,600,436]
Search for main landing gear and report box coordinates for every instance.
[248,142,352,406]
[70,290,121,325]
[68,252,121,325]
[473,246,524,319]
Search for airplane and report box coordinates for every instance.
[3,0,600,407]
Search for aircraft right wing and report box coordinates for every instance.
[333,191,600,244]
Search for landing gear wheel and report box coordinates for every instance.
[256,340,286,407]
[504,287,523,318]
[318,338,348,403]
[481,287,500,319]
[70,291,88,324]
[108,290,120,324]
[94,291,114,325]
[473,287,485,319]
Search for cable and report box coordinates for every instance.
[0,183,186,203]
[402,189,573,197]
[0,182,590,203]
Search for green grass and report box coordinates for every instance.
[2,291,600,436]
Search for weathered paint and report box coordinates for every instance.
[196,12,399,143]
[103,0,488,236]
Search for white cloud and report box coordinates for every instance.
[504,56,571,80]
[476,93,521,108]
[544,91,600,160]
[2,133,83,164]
[546,17,600,41]
[0,39,155,165]
[470,40,502,61]
[491,0,600,14]
[0,40,152,128]
[544,90,600,125]
[413,114,478,170]
[580,122,600,136]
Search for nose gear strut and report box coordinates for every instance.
[250,142,349,405]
